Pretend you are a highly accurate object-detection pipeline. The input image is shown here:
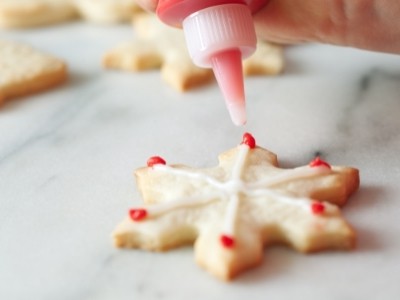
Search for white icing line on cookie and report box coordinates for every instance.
[221,145,249,236]
[154,165,225,190]
[246,188,315,212]
[146,194,221,217]
[249,166,332,189]
[231,144,248,180]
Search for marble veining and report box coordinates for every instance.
[1,23,400,300]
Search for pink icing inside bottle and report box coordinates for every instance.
[156,0,268,126]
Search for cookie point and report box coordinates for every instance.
[220,234,235,248]
[129,208,148,221]
[311,202,325,215]
[147,156,166,167]
[241,132,256,149]
[309,157,331,169]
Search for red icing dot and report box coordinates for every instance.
[220,234,235,248]
[147,156,166,167]
[241,132,256,149]
[311,202,325,215]
[309,157,331,169]
[129,208,148,221]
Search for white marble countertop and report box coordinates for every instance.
[1,21,400,300]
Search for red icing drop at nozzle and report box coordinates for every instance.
[211,49,246,126]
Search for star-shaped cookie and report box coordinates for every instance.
[113,133,359,280]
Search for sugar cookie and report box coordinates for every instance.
[0,0,77,28]
[103,13,214,91]
[113,133,359,280]
[73,0,143,24]
[103,13,284,91]
[0,40,67,104]
[243,41,284,76]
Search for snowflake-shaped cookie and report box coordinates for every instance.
[103,13,284,91]
[113,133,359,280]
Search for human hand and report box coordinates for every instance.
[136,0,400,54]
[253,0,400,54]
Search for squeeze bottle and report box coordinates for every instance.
[156,0,268,126]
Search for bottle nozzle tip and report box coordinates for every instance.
[228,103,247,126]
[211,49,247,126]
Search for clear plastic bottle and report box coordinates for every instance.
[157,0,268,125]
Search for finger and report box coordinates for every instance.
[252,0,347,45]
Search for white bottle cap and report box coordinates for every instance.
[182,3,256,67]
[182,3,257,126]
